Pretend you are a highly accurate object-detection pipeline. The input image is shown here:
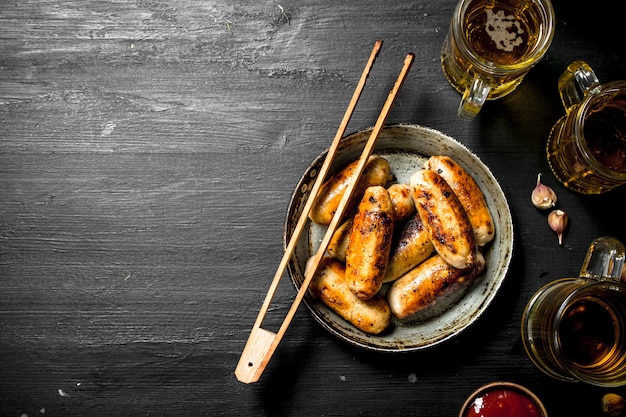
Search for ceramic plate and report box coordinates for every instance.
[283,124,514,351]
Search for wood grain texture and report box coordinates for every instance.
[2,0,626,415]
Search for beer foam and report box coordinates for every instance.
[485,9,524,52]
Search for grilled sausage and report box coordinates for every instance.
[327,184,415,263]
[308,256,391,335]
[345,186,394,300]
[383,212,435,283]
[327,219,352,262]
[387,252,486,320]
[387,183,416,222]
[309,155,391,225]
[424,156,495,246]
[410,169,478,270]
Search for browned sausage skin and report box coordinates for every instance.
[383,212,435,283]
[423,156,494,246]
[327,184,415,263]
[327,219,353,262]
[308,256,391,335]
[309,155,391,225]
[387,252,486,320]
[345,186,394,300]
[387,183,416,222]
[409,169,477,270]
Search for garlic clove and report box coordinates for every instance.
[602,393,624,417]
[548,209,568,245]
[531,173,557,210]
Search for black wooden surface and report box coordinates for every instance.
[2,1,626,416]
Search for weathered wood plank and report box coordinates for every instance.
[1,0,626,415]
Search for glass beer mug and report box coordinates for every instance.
[441,0,555,119]
[546,61,626,194]
[522,236,626,387]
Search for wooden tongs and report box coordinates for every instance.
[235,41,414,383]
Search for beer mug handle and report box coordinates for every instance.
[579,236,626,281]
[558,60,601,113]
[458,77,490,120]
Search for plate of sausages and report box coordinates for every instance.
[284,124,514,351]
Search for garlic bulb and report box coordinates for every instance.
[531,173,557,210]
[548,209,568,245]
[602,393,624,416]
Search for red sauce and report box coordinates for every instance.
[464,388,542,417]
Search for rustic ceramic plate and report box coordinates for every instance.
[284,124,514,351]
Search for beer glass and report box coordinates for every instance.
[441,0,555,119]
[546,61,626,194]
[522,236,626,387]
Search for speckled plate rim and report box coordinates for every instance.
[283,124,514,352]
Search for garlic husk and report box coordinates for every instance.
[531,173,557,209]
[548,209,568,245]
[602,393,624,416]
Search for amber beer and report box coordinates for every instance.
[547,62,626,194]
[559,296,624,370]
[522,237,626,387]
[522,279,626,386]
[441,0,554,119]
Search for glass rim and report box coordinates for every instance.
[551,281,626,386]
[521,278,579,382]
[573,81,626,180]
[451,0,555,74]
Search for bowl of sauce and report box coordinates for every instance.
[459,382,548,417]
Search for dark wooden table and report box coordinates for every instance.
[2,1,626,415]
